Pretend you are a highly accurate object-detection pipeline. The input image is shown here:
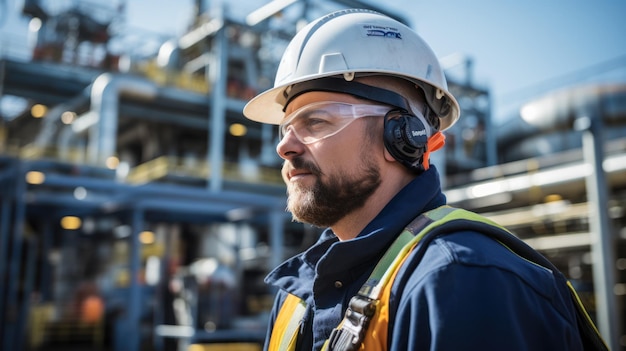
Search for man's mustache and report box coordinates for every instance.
[289,157,322,177]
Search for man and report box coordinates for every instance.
[243,9,604,351]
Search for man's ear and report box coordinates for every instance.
[383,146,397,163]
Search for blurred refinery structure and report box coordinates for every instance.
[0,0,625,350]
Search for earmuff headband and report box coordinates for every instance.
[282,77,412,112]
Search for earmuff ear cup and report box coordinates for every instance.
[383,109,429,173]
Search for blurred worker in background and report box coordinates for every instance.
[244,8,606,351]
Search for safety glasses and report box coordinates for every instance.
[279,102,391,144]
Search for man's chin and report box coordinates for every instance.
[286,189,314,215]
[286,189,308,209]
[287,180,314,196]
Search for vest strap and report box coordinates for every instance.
[325,206,452,351]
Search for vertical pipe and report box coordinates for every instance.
[15,237,38,351]
[95,77,120,165]
[2,162,26,351]
[128,208,144,351]
[152,256,166,351]
[40,221,53,302]
[269,210,284,273]
[484,94,497,167]
[577,114,619,350]
[0,181,13,333]
[260,124,275,165]
[208,5,228,192]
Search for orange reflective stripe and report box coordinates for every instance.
[359,241,415,351]
[268,293,306,351]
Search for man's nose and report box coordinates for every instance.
[276,127,304,159]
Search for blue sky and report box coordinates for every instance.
[2,0,626,122]
[390,0,626,120]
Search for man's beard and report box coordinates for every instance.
[285,155,381,228]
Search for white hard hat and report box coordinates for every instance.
[243,9,460,131]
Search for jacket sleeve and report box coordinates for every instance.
[388,232,583,351]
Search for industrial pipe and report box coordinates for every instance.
[72,73,158,165]
[520,83,626,130]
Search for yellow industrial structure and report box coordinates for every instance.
[0,0,625,350]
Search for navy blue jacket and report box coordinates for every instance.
[264,166,584,350]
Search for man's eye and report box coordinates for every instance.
[298,110,333,127]
[304,118,328,128]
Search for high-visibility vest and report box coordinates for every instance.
[268,206,609,351]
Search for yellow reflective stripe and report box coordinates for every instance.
[362,206,458,299]
[424,205,504,230]
[360,230,415,298]
[567,281,609,349]
[427,208,555,274]
[269,293,306,351]
[321,338,331,351]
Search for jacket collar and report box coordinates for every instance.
[265,165,446,297]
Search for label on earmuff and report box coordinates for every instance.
[403,120,428,150]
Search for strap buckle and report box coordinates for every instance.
[327,295,377,351]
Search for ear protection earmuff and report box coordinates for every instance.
[383,109,431,173]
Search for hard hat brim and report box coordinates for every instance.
[243,71,461,131]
